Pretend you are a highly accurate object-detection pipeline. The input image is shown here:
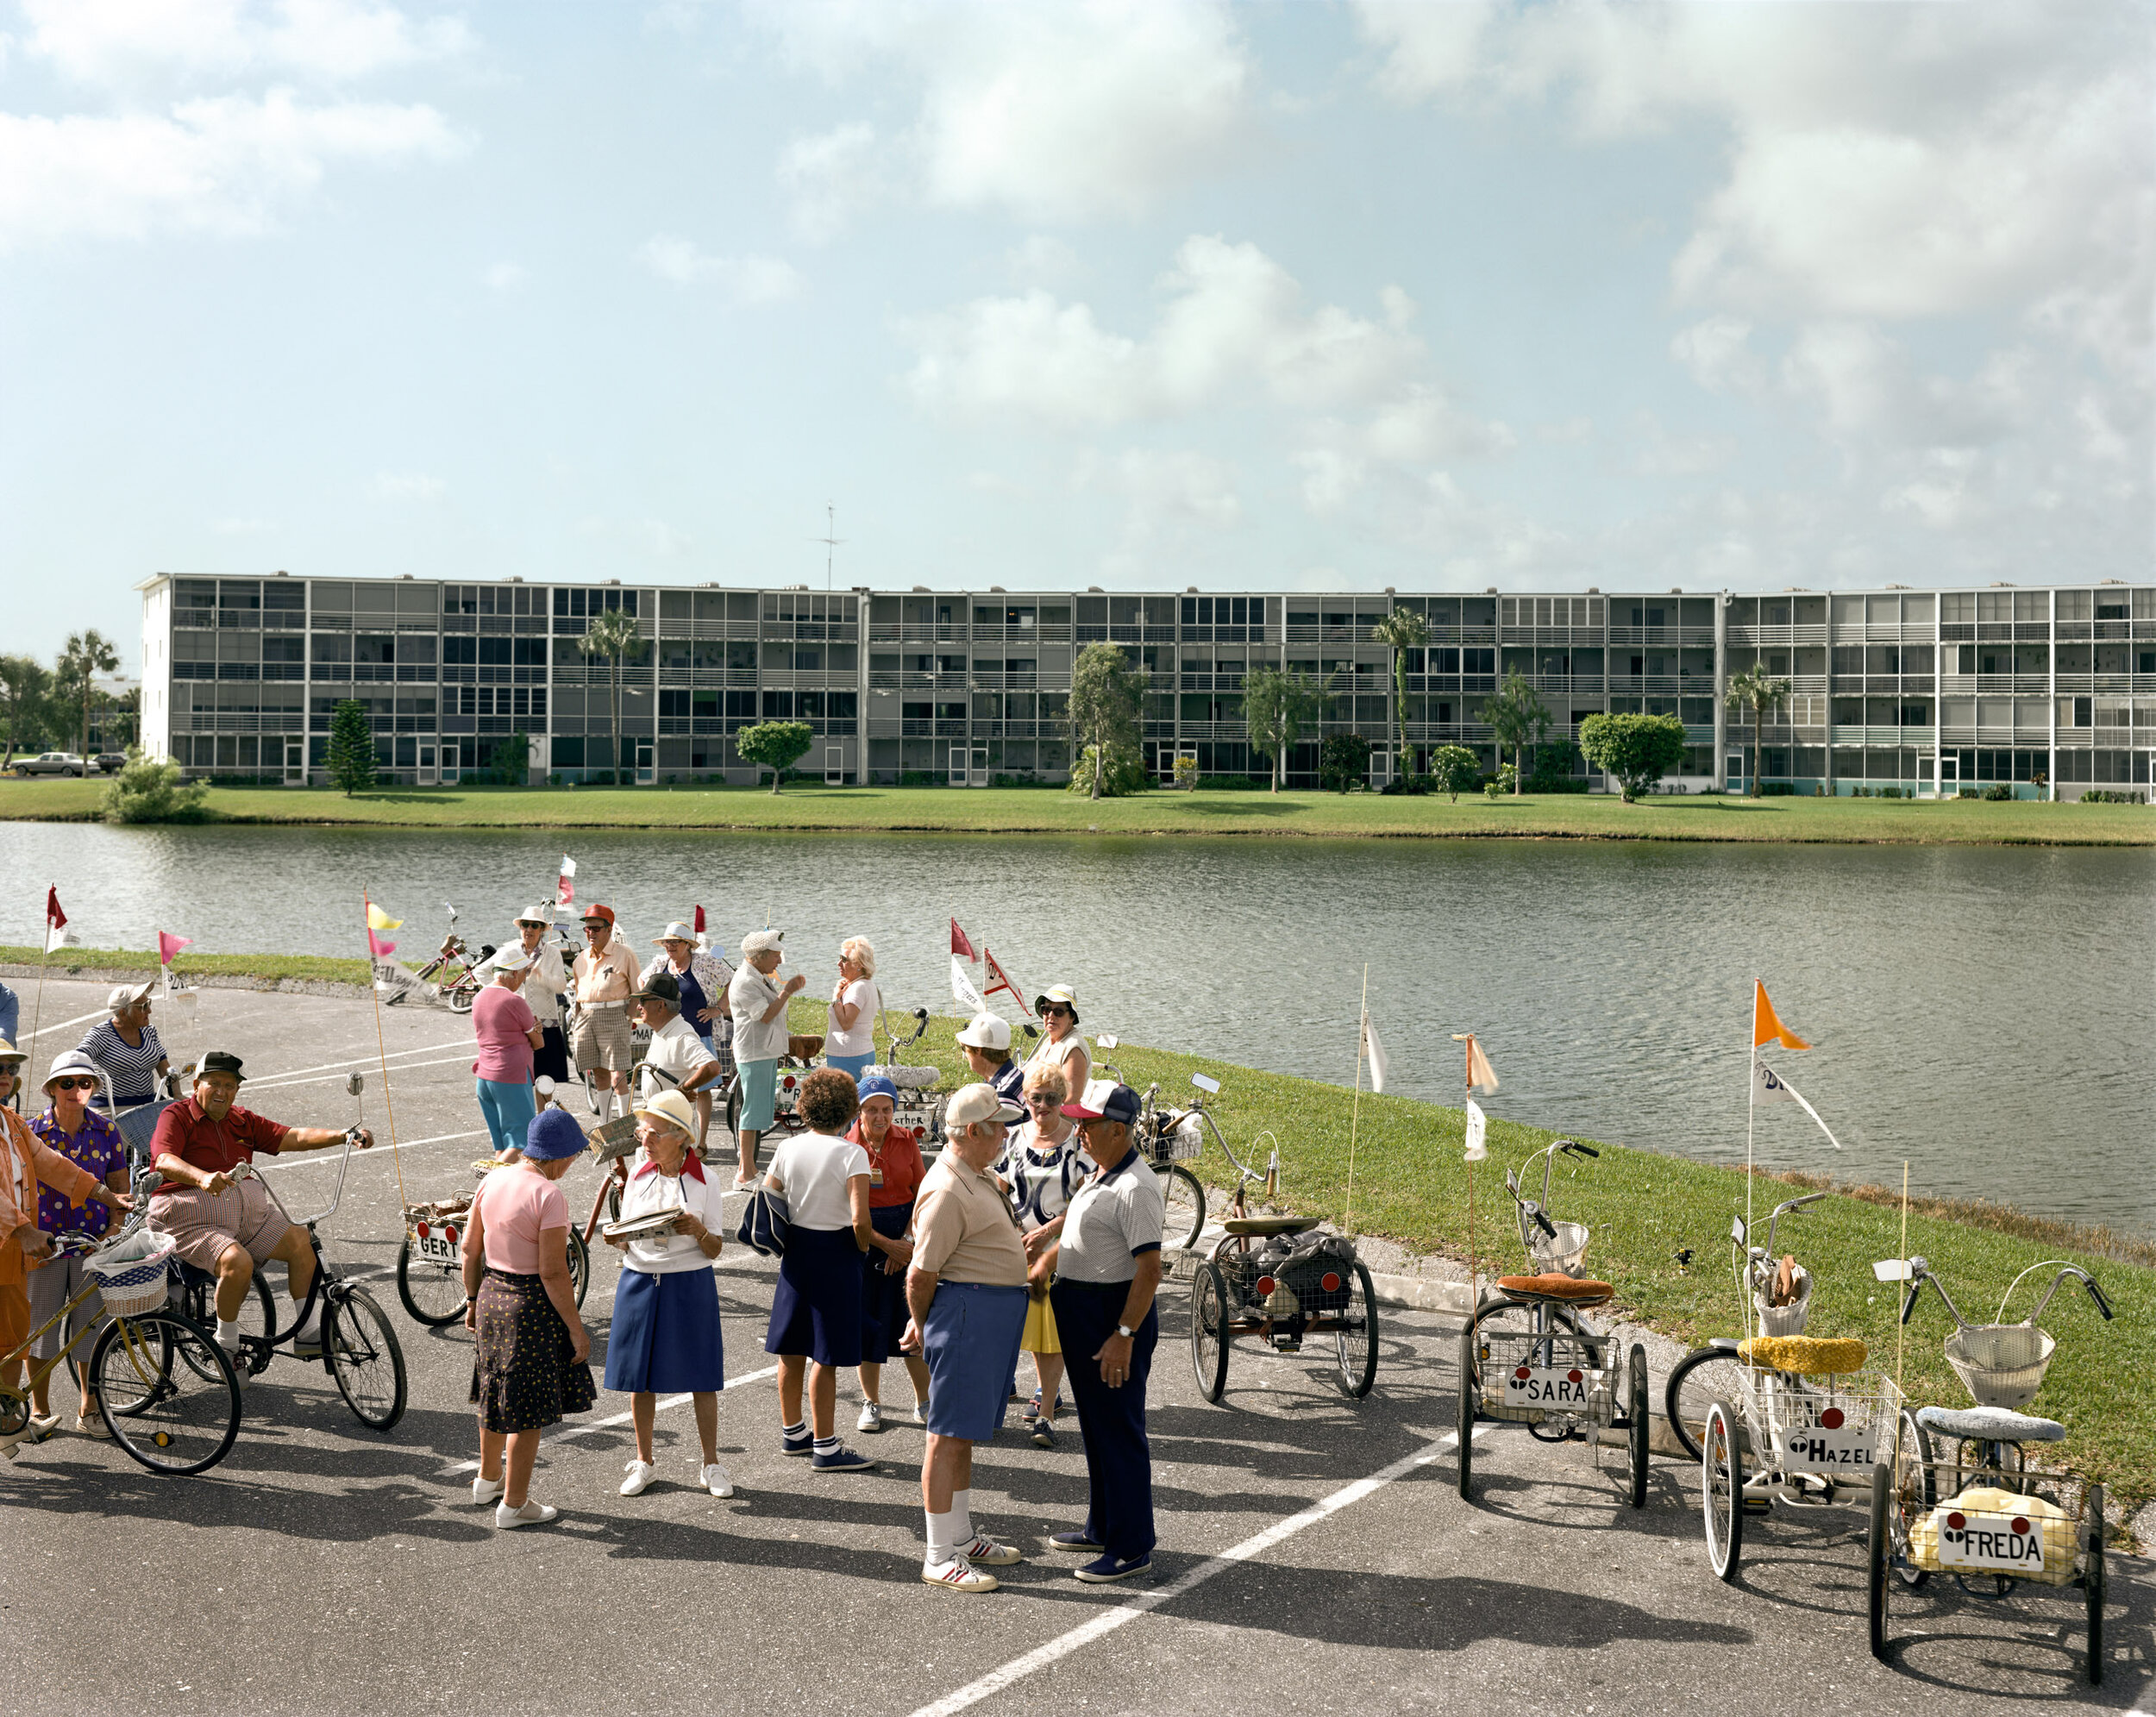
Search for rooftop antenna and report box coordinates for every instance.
[814,502,845,594]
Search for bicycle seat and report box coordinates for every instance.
[1222,1215,1320,1238]
[1737,1335,1867,1375]
[1915,1404,2066,1444]
[1495,1273,1613,1305]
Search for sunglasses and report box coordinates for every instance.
[50,1076,99,1092]
[1025,1092,1060,1106]
[1041,1005,1073,1018]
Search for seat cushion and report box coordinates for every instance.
[1496,1273,1613,1303]
[1737,1335,1868,1375]
[1915,1404,2066,1444]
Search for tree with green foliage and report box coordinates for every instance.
[1579,712,1687,802]
[1479,670,1551,795]
[736,719,813,793]
[1067,641,1144,800]
[1242,664,1332,792]
[326,699,377,797]
[1369,607,1432,781]
[0,655,55,768]
[1063,740,1150,798]
[100,747,210,824]
[1428,743,1479,802]
[1319,731,1372,793]
[1723,664,1791,797]
[581,605,649,786]
[57,629,120,758]
[486,730,531,786]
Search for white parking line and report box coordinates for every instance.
[443,1363,782,1473]
[260,1128,490,1171]
[242,1052,479,1095]
[906,1424,1489,1717]
[20,1006,108,1043]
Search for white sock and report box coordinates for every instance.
[925,1507,957,1563]
[950,1488,974,1545]
[295,1307,321,1340]
[216,1318,241,1351]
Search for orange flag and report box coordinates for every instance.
[1465,1036,1499,1094]
[1752,981,1811,1051]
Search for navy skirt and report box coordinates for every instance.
[765,1225,867,1367]
[604,1266,726,1394]
[860,1200,914,1365]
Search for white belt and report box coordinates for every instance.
[581,999,630,1010]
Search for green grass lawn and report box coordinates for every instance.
[0,943,371,986]
[6,776,2150,844]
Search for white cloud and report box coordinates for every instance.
[23,0,473,87]
[776,121,890,243]
[753,0,1255,230]
[372,469,444,501]
[1624,411,1738,479]
[636,235,804,304]
[483,260,525,292]
[1670,316,1765,397]
[0,91,462,246]
[1006,234,1081,291]
[1290,448,1365,516]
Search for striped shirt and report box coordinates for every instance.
[77,1018,167,1108]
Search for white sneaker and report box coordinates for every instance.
[908,1400,929,1427]
[472,1475,505,1505]
[856,1401,883,1433]
[921,1555,998,1593]
[619,1459,659,1496]
[962,1534,1023,1567]
[700,1462,736,1498]
[495,1499,559,1529]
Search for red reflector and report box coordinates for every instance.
[445,1227,459,1247]
[1821,1407,1845,1431]
[2011,1517,2030,1535]
[1320,1272,1341,1293]
[1567,1369,1583,1384]
[1514,1366,1531,1381]
[1256,1276,1275,1296]
[415,1222,429,1239]
[1947,1512,1966,1530]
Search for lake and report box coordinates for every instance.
[5,823,2151,1234]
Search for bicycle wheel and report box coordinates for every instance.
[395,1236,468,1326]
[1190,1262,1230,1403]
[1886,1407,1933,1591]
[174,1266,278,1379]
[2086,1482,2106,1685]
[91,1313,242,1476]
[583,1069,606,1115]
[1156,1164,1205,1250]
[723,1077,743,1141]
[326,1287,407,1432]
[1867,1459,1894,1661]
[1664,1344,1750,1463]
[1626,1343,1650,1508]
[1455,1319,1477,1500]
[567,1228,591,1308]
[1333,1261,1378,1401]
[1703,1400,1745,1582]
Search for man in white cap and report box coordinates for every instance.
[630,973,723,1154]
[956,1014,1024,1110]
[475,907,571,1087]
[727,931,803,1188]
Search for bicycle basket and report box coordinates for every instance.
[85,1230,177,1318]
[1754,1264,1814,1338]
[1275,1254,1354,1316]
[588,1114,641,1163]
[888,1065,941,1090]
[1527,1219,1590,1277]
[1945,1323,2055,1409]
[1156,1112,1204,1162]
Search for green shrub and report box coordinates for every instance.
[1577,711,1685,802]
[2081,788,2147,805]
[1196,774,1264,790]
[99,748,211,824]
[1427,744,1479,802]
[1319,732,1371,793]
[1172,754,1199,792]
[1063,741,1149,797]
[1983,782,2015,801]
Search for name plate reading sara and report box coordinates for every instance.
[1937,1508,2053,1573]
[1782,1406,1876,1472]
[1502,1363,1593,1408]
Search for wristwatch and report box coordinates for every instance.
[1115,1323,1136,1339]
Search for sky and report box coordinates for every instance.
[2,0,2150,670]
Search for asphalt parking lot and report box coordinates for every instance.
[3,978,2151,1716]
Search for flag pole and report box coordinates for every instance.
[28,930,50,1052]
[1745,979,1758,1250]
[364,893,408,1211]
[1344,964,1368,1229]
[1896,1160,1909,1394]
[1457,1031,1482,1352]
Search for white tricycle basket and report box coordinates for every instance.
[1755,1264,1814,1338]
[1528,1220,1591,1278]
[1945,1323,2055,1410]
[85,1231,178,1318]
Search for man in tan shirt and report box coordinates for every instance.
[902,1082,1028,1591]
[571,904,641,1121]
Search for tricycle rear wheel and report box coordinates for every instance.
[1190,1262,1230,1404]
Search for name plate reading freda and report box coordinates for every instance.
[1937,1508,2053,1572]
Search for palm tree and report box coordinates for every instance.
[581,606,648,786]
[1369,607,1432,783]
[1723,664,1791,797]
[58,629,119,757]
[1479,669,1551,793]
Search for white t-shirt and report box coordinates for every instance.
[825,978,881,1058]
[638,1012,718,1093]
[730,965,789,1065]
[617,1148,724,1275]
[767,1130,871,1231]
[1028,1031,1091,1086]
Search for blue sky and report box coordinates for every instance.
[3,0,2149,668]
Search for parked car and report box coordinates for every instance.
[13,752,89,777]
[93,753,128,774]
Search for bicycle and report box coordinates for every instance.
[1456,1140,1651,1507]
[1866,1256,2115,1683]
[874,1006,948,1145]
[408,908,492,1015]
[166,1084,408,1432]
[1,1197,243,1476]
[1092,1036,1212,1251]
[398,1163,593,1326]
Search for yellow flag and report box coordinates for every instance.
[366,901,403,931]
[1752,981,1811,1051]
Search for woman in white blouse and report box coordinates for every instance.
[1026,984,1091,1100]
[601,1090,735,1499]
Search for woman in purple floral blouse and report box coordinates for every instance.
[27,1050,129,1436]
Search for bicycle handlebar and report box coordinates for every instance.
[1532,1206,1557,1238]
[1559,1140,1598,1159]
[1901,1282,1923,1325]
[2086,1277,2115,1321]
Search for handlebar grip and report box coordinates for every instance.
[1901,1284,1921,1325]
[2087,1278,2115,1321]
[1571,1144,1599,1158]
[1533,1210,1557,1238]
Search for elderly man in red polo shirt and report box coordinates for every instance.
[147,1050,372,1361]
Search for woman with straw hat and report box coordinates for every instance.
[603,1088,734,1500]
[24,1050,129,1437]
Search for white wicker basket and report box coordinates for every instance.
[1528,1220,1590,1277]
[85,1231,177,1319]
[1946,1323,2054,1409]
[1755,1265,1814,1337]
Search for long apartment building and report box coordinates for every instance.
[135,573,2156,799]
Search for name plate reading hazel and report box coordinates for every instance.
[1782,1406,1876,1472]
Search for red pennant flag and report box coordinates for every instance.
[950,918,975,961]
[46,887,66,929]
[158,931,192,966]
[693,905,706,936]
[981,947,1033,1017]
[367,928,397,958]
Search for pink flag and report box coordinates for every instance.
[950,918,975,961]
[367,928,397,957]
[693,905,706,936]
[158,931,192,966]
[46,887,66,930]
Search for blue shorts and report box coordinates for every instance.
[765,1225,866,1367]
[739,1058,778,1132]
[824,1051,875,1079]
[923,1281,1029,1442]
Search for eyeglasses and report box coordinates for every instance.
[1041,1005,1073,1018]
[49,1076,100,1092]
[1025,1093,1059,1107]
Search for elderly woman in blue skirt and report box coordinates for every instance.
[602,1089,735,1500]
[763,1068,875,1472]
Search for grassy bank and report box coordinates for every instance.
[4,777,2152,844]
[0,944,369,986]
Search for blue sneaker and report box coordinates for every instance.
[1074,1551,1150,1583]
[780,1428,813,1457]
[1030,1415,1056,1450]
[1050,1530,1103,1552]
[812,1444,874,1472]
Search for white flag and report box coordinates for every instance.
[558,855,577,877]
[45,923,79,953]
[1362,1010,1388,1094]
[1752,1059,1794,1103]
[1463,1098,1488,1162]
[951,956,988,1016]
